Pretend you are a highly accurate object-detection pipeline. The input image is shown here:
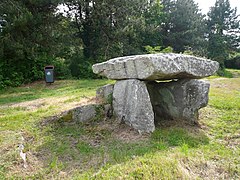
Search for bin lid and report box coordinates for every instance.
[44,65,54,70]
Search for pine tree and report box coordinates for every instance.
[207,0,240,69]
[161,0,206,54]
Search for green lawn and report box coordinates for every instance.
[0,71,239,179]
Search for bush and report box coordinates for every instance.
[0,75,5,89]
[68,51,99,79]
[144,45,173,54]
[225,56,240,69]
[53,57,71,80]
[77,59,99,79]
[0,72,25,89]
[216,69,233,78]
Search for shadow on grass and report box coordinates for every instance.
[34,117,209,178]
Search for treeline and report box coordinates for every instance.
[0,0,239,88]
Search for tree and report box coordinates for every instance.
[161,0,206,55]
[65,0,165,61]
[207,0,240,69]
[0,0,166,86]
[0,0,63,87]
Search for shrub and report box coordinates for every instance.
[217,69,233,78]
[53,57,71,80]
[144,45,173,54]
[225,56,240,69]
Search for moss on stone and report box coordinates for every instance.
[61,111,73,122]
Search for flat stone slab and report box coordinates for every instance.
[92,53,219,80]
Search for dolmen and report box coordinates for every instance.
[92,53,219,133]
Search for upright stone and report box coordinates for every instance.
[113,79,155,133]
[96,84,114,118]
[96,84,114,103]
[147,79,210,123]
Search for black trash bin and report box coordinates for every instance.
[44,65,54,83]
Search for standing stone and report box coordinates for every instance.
[113,79,155,133]
[96,84,114,103]
[92,53,219,80]
[96,84,114,119]
[147,79,210,123]
[92,53,216,132]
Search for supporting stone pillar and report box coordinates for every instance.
[113,79,155,133]
[147,79,210,124]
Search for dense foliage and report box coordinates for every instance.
[161,0,206,55]
[0,0,239,88]
[207,0,240,70]
[225,55,240,69]
[0,0,62,87]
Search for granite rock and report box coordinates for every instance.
[72,104,97,122]
[92,53,219,80]
[113,79,155,133]
[147,79,210,123]
[96,84,114,103]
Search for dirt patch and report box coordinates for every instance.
[224,134,240,150]
[0,131,44,179]
[111,122,149,143]
[210,78,240,91]
[20,80,46,87]
[8,96,96,111]
[76,118,149,145]
[180,156,237,180]
[8,151,45,178]
[154,117,206,136]
[11,99,47,110]
[0,97,97,120]
[229,70,240,78]
[21,80,62,89]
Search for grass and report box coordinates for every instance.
[0,71,240,179]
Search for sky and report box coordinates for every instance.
[194,0,240,14]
